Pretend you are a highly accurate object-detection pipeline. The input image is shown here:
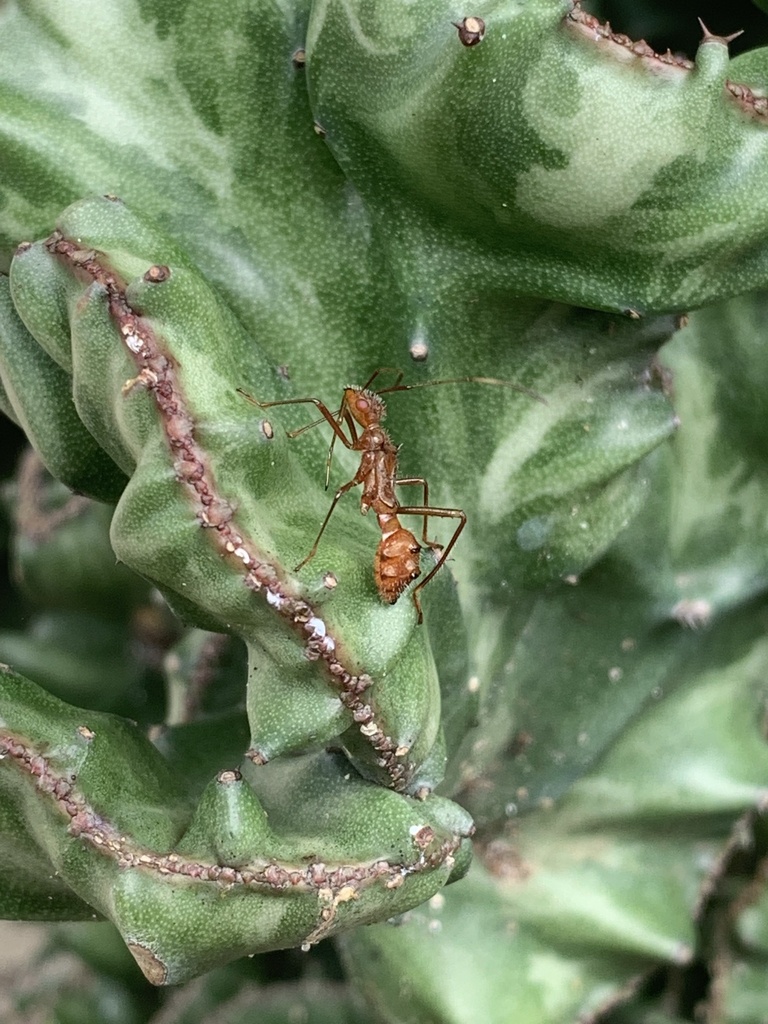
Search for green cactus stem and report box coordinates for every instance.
[1,0,768,1014]
[0,665,472,983]
[307,0,768,314]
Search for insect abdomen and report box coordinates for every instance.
[373,527,421,603]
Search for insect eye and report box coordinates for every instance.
[356,398,369,412]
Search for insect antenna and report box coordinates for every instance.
[375,376,547,405]
[360,366,405,392]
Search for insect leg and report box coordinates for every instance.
[394,505,467,622]
[294,478,361,572]
[236,390,355,448]
[324,408,359,490]
[395,477,436,547]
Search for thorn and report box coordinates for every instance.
[697,19,744,46]
[452,17,485,47]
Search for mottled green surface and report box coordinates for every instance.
[0,666,471,983]
[0,0,767,1018]
[338,293,768,1021]
[308,0,768,313]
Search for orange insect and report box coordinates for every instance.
[239,368,543,623]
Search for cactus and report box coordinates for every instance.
[1,0,768,1020]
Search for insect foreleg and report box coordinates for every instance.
[237,391,355,448]
[324,409,359,490]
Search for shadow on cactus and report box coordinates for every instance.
[0,0,768,1019]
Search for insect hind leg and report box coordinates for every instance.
[395,477,444,550]
[395,504,466,622]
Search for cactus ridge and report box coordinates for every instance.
[46,227,418,792]
[567,3,695,71]
[568,3,768,121]
[0,725,463,919]
[0,727,460,886]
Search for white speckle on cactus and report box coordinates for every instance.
[672,598,712,629]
